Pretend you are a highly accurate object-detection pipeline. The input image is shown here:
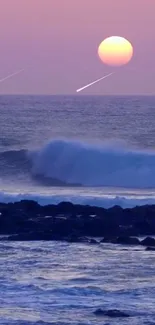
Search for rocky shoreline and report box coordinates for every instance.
[0,200,155,246]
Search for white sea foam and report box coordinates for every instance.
[0,190,155,208]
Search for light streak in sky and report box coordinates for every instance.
[76,72,114,92]
[0,68,24,83]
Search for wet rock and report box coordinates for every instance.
[89,238,98,244]
[145,246,155,251]
[66,235,87,243]
[8,231,56,241]
[94,308,130,317]
[100,237,117,244]
[1,200,155,241]
[116,236,140,245]
[140,237,155,246]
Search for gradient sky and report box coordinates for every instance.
[0,0,154,95]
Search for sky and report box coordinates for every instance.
[0,0,154,95]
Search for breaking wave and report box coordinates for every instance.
[30,139,155,188]
[1,139,155,188]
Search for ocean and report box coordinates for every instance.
[0,241,155,325]
[1,95,155,324]
[0,95,155,208]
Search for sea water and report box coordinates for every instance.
[1,95,155,324]
[0,241,155,324]
[1,95,155,207]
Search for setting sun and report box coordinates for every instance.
[98,36,133,66]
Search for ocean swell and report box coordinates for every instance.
[1,139,155,188]
[30,139,155,188]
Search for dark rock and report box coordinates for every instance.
[100,237,117,244]
[89,238,98,244]
[116,236,140,245]
[94,309,130,318]
[66,235,87,243]
[1,200,155,241]
[8,231,55,241]
[145,246,155,251]
[15,200,40,213]
[140,237,155,246]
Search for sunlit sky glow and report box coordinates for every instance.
[0,0,154,95]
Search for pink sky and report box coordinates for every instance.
[0,0,154,95]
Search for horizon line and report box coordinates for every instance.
[0,93,154,97]
[0,93,155,98]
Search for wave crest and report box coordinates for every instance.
[30,139,155,188]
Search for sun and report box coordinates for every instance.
[98,36,133,67]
